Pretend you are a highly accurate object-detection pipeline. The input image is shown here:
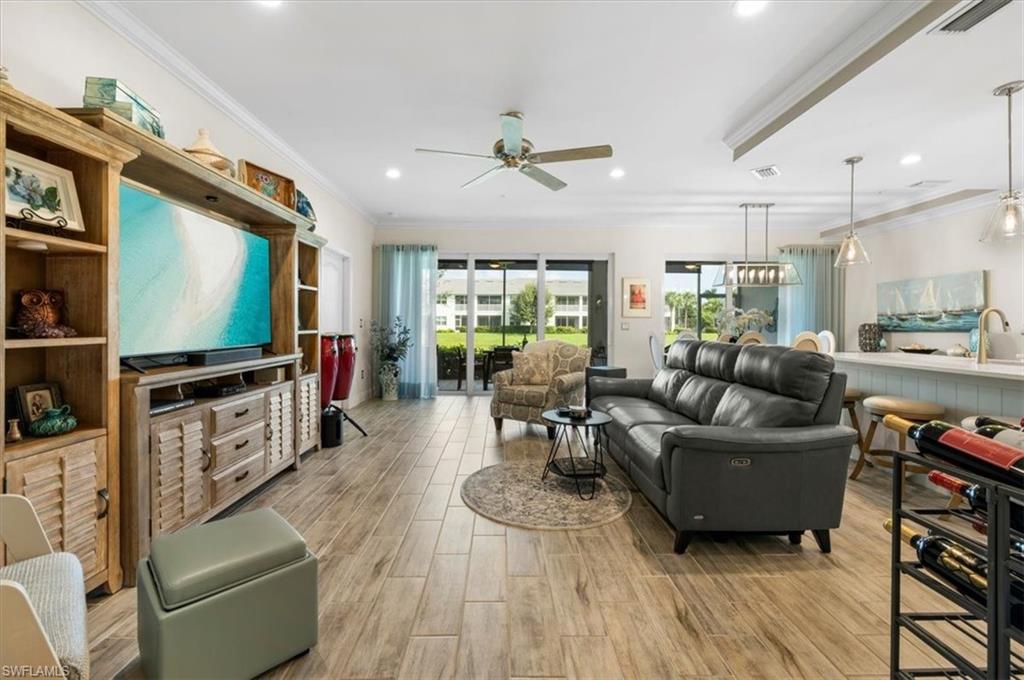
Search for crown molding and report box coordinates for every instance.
[723,0,963,160]
[77,0,374,224]
[818,188,997,240]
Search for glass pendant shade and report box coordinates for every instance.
[712,261,802,288]
[979,190,1023,242]
[834,232,871,267]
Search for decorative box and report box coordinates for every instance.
[83,77,165,139]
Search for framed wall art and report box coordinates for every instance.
[16,382,63,426]
[4,149,85,231]
[621,277,651,318]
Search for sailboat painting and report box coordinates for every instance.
[876,271,986,332]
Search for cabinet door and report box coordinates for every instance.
[6,437,108,582]
[266,384,295,472]
[150,411,208,536]
[298,376,319,453]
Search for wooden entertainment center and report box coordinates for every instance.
[1,83,328,590]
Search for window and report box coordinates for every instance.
[664,261,729,340]
[477,295,502,305]
[478,315,501,329]
[554,315,580,328]
[455,314,467,328]
[454,295,467,306]
[555,295,577,306]
[436,293,449,305]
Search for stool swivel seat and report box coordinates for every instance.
[849,395,945,483]
[842,387,866,452]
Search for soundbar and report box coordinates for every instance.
[186,346,264,366]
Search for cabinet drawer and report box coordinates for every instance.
[211,420,266,472]
[210,394,264,435]
[211,453,265,505]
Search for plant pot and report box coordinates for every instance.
[379,364,399,401]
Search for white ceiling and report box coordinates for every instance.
[119,0,1023,232]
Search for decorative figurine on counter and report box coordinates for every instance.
[858,322,883,352]
[946,343,970,357]
[5,419,23,443]
[15,289,77,338]
[28,404,77,437]
[184,128,235,177]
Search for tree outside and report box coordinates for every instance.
[664,290,698,331]
[509,282,554,327]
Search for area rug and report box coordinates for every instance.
[460,461,632,530]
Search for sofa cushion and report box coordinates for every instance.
[648,368,690,409]
[590,395,652,413]
[710,384,820,428]
[496,384,548,408]
[695,342,743,381]
[623,423,670,489]
[0,552,87,680]
[149,508,308,610]
[733,344,833,403]
[665,339,702,370]
[604,404,693,446]
[512,351,549,385]
[674,374,731,425]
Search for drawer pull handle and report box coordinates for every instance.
[234,439,250,450]
[266,423,273,440]
[235,469,251,483]
[97,489,110,519]
[201,449,211,472]
[234,408,250,418]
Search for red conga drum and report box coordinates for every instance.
[334,334,357,401]
[320,334,340,409]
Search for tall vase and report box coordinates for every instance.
[379,363,399,401]
[320,335,340,409]
[334,334,357,401]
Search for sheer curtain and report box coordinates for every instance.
[374,245,438,399]
[778,245,845,349]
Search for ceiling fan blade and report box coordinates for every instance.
[415,148,496,160]
[500,112,524,156]
[519,164,567,191]
[461,164,505,189]
[526,144,613,164]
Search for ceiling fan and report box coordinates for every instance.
[415,112,613,191]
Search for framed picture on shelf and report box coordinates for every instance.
[621,277,651,318]
[237,160,297,209]
[4,149,85,231]
[16,382,63,426]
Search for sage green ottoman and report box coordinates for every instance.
[137,508,318,679]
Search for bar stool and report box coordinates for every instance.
[842,387,866,452]
[849,395,944,484]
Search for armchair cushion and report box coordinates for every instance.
[0,552,88,680]
[496,384,548,408]
[511,351,550,385]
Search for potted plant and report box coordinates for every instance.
[370,317,413,401]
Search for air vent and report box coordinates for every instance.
[750,165,781,179]
[936,0,1011,32]
[909,180,952,189]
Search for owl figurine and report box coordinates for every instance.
[15,289,78,338]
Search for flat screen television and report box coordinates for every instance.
[119,183,272,358]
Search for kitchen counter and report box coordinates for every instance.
[833,351,1024,382]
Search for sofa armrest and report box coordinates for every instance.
[552,372,585,394]
[492,369,513,388]
[661,424,858,456]
[588,377,652,400]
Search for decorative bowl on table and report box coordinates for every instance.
[898,344,938,355]
[557,405,591,420]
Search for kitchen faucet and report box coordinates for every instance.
[976,307,1010,364]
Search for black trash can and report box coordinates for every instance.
[321,405,343,448]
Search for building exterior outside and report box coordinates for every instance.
[436,277,589,330]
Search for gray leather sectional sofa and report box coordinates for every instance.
[589,339,858,554]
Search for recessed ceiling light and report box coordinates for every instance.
[385,168,402,179]
[609,167,625,179]
[900,153,922,165]
[733,1,768,17]
[255,1,283,7]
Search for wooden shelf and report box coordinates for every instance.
[5,336,107,349]
[297,329,319,335]
[298,284,318,292]
[4,426,106,462]
[62,107,315,230]
[5,227,107,254]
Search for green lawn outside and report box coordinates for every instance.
[437,331,587,352]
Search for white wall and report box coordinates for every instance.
[843,204,1024,358]
[1,0,376,404]
[376,224,822,378]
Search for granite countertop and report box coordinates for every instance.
[833,351,1024,381]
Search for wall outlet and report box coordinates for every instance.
[360,369,365,380]
[620,321,630,331]
[359,318,364,329]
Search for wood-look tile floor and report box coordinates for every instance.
[87,395,985,679]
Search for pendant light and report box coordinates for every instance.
[834,156,870,267]
[713,203,802,287]
[980,81,1024,242]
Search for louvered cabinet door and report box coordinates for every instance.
[298,375,319,453]
[266,384,295,472]
[5,437,108,581]
[150,411,209,536]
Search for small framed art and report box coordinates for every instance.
[4,149,85,231]
[621,277,651,318]
[237,160,297,209]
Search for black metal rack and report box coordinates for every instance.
[890,449,1023,679]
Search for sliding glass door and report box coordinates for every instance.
[545,260,609,364]
[664,261,728,340]
[436,259,468,392]
[474,259,538,391]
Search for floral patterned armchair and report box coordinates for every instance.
[491,340,591,438]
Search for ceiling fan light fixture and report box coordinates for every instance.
[981,80,1024,242]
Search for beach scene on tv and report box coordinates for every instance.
[119,183,271,357]
[876,270,985,333]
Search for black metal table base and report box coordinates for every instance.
[542,422,608,499]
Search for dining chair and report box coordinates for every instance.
[817,330,837,355]
[736,330,766,345]
[791,331,823,352]
[649,334,664,370]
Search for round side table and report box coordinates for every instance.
[541,409,612,500]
